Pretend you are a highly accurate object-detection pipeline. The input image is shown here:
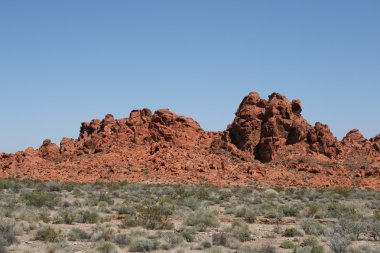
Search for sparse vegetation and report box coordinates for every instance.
[0,179,379,252]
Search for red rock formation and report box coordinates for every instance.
[39,139,60,161]
[227,92,341,163]
[0,92,379,189]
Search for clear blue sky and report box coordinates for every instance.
[1,1,379,153]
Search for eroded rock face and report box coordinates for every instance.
[342,129,368,147]
[227,92,341,162]
[0,91,379,189]
[38,139,59,161]
[150,109,203,147]
[308,122,341,158]
[370,135,380,152]
[228,92,266,153]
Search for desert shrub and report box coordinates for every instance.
[283,227,303,237]
[301,219,325,235]
[237,246,257,253]
[367,220,380,241]
[191,239,212,250]
[122,201,174,230]
[306,203,321,218]
[54,208,76,224]
[205,247,225,253]
[39,207,51,223]
[113,233,129,246]
[45,243,64,253]
[68,228,90,241]
[327,233,350,253]
[226,237,241,249]
[181,196,200,210]
[333,188,352,198]
[0,180,13,190]
[282,205,300,217]
[91,224,118,242]
[226,205,257,223]
[98,201,111,213]
[263,189,279,199]
[76,210,99,224]
[234,205,249,217]
[136,201,174,230]
[301,237,324,253]
[263,206,281,218]
[62,182,76,192]
[96,240,120,253]
[22,191,58,208]
[121,213,139,228]
[35,227,64,243]
[327,203,359,219]
[374,210,380,220]
[212,232,228,246]
[44,181,63,192]
[179,227,196,242]
[280,240,295,249]
[301,237,319,247]
[185,209,219,231]
[338,218,365,240]
[117,205,134,215]
[0,219,18,252]
[98,192,115,205]
[229,221,251,242]
[259,245,276,253]
[128,237,159,252]
[244,209,257,223]
[160,232,184,250]
[347,243,378,253]
[12,220,30,236]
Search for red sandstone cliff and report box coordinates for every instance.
[1,92,379,188]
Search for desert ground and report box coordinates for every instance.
[0,179,379,253]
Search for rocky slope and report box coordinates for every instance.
[1,92,380,188]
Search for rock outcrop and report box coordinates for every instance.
[1,91,379,189]
[226,92,341,163]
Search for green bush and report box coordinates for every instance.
[54,208,76,224]
[333,188,352,198]
[77,210,99,224]
[212,232,228,246]
[96,240,120,253]
[128,238,159,252]
[226,237,242,249]
[35,227,64,243]
[327,203,358,219]
[230,221,251,242]
[0,180,13,190]
[301,219,325,235]
[0,219,18,252]
[136,201,174,230]
[301,237,324,253]
[160,232,184,250]
[280,240,295,249]
[113,233,129,246]
[22,191,58,208]
[282,205,300,217]
[259,245,276,253]
[122,214,139,228]
[185,209,220,231]
[283,227,303,237]
[179,227,196,242]
[68,228,90,241]
[244,209,257,223]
